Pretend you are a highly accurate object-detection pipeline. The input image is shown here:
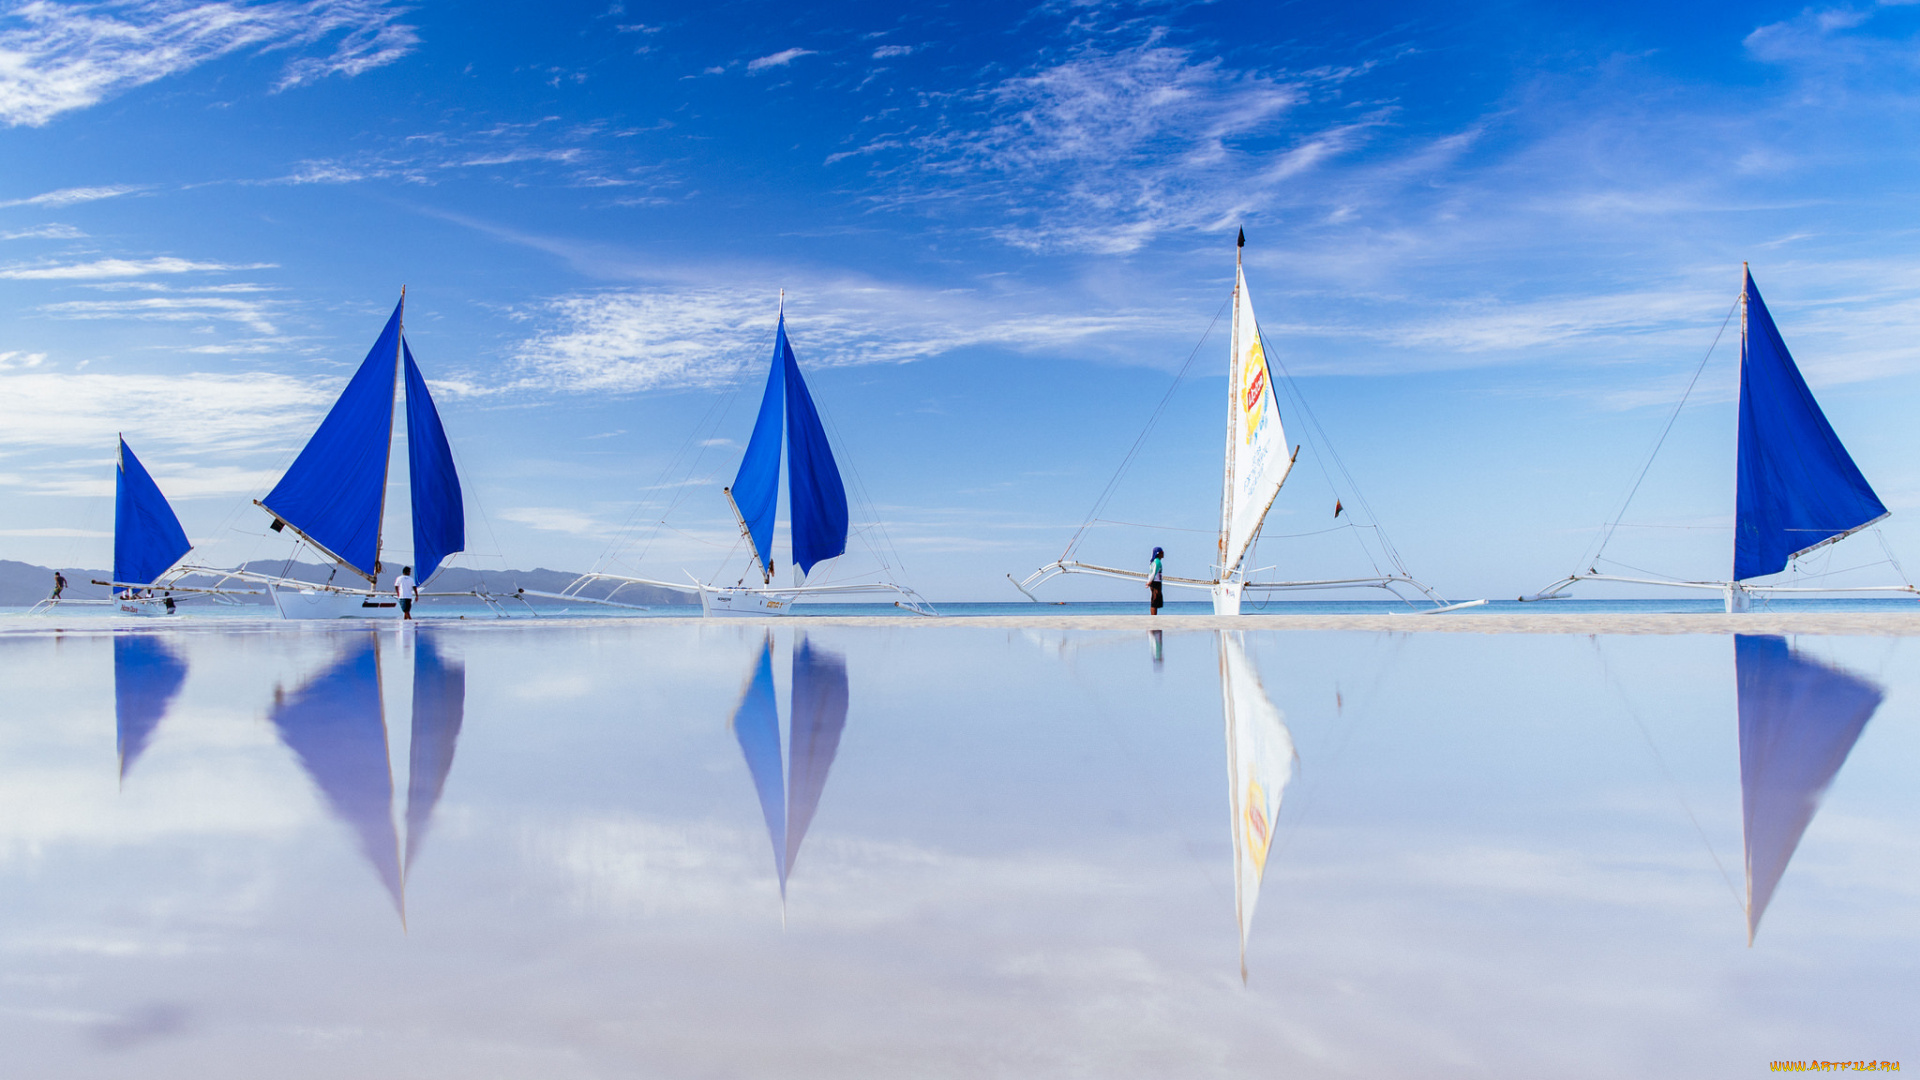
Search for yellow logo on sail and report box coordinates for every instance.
[1243,341,1268,445]
[1244,777,1273,868]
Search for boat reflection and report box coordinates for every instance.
[269,633,405,918]
[731,632,850,907]
[113,634,188,782]
[405,634,466,874]
[1736,634,1882,944]
[1219,631,1295,980]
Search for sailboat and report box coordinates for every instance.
[1735,634,1881,944]
[523,300,934,616]
[1016,232,1457,614]
[404,634,467,876]
[730,632,850,908]
[247,292,467,618]
[1219,631,1296,978]
[1527,266,1906,612]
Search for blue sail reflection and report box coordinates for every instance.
[1736,634,1882,943]
[114,634,187,781]
[730,633,850,902]
[405,634,466,874]
[268,634,404,919]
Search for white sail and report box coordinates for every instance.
[1221,631,1295,976]
[1222,263,1293,575]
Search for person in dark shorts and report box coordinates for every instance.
[51,571,67,600]
[395,566,416,620]
[1148,547,1164,615]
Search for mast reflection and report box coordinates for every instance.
[730,631,850,906]
[269,633,404,920]
[114,634,187,782]
[1736,634,1882,944]
[1219,631,1296,981]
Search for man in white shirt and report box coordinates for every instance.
[395,566,416,620]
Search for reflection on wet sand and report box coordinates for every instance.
[1219,631,1295,980]
[731,631,850,907]
[113,634,187,782]
[269,633,405,918]
[406,634,466,874]
[1736,634,1882,944]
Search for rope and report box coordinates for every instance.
[1581,295,1740,572]
[1059,297,1229,563]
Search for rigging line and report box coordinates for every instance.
[1060,297,1230,564]
[1584,295,1740,571]
[813,390,910,581]
[1256,325,1393,578]
[598,373,751,575]
[1091,519,1218,534]
[1589,638,1745,915]
[1871,529,1917,591]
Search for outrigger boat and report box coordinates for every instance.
[1218,631,1296,979]
[1016,232,1460,614]
[1525,266,1908,612]
[32,436,258,615]
[523,300,934,617]
[209,291,485,618]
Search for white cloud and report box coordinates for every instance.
[0,256,272,279]
[1,223,85,239]
[0,371,335,453]
[511,281,1182,393]
[0,350,48,369]
[746,47,813,72]
[871,44,911,59]
[0,184,139,208]
[0,0,419,128]
[39,294,281,333]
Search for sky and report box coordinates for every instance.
[6,0,1920,601]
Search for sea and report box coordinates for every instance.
[0,605,1912,1076]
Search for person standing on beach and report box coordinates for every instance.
[1148,547,1164,615]
[51,571,66,600]
[395,566,416,620]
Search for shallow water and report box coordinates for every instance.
[0,623,1913,1077]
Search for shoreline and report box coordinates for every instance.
[8,611,1920,635]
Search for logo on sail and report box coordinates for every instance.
[1243,777,1273,867]
[1243,342,1269,445]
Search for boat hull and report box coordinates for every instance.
[699,587,798,617]
[1212,581,1242,616]
[270,584,401,620]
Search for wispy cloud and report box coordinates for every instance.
[0,0,419,128]
[0,371,334,452]
[0,184,140,208]
[747,47,814,72]
[0,256,272,279]
[40,294,281,333]
[0,223,85,240]
[871,44,911,59]
[511,280,1185,393]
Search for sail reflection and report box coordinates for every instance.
[1736,634,1882,943]
[730,632,850,903]
[405,634,466,874]
[114,634,188,781]
[1219,631,1296,980]
[269,633,404,919]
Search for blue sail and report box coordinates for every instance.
[783,324,849,577]
[269,633,404,918]
[404,339,465,582]
[114,634,187,781]
[731,636,787,885]
[784,635,848,886]
[262,298,403,580]
[731,319,788,576]
[1734,272,1888,581]
[114,437,191,588]
[405,633,465,874]
[1736,634,1881,943]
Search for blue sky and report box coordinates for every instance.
[5,0,1920,600]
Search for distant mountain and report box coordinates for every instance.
[0,559,696,608]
